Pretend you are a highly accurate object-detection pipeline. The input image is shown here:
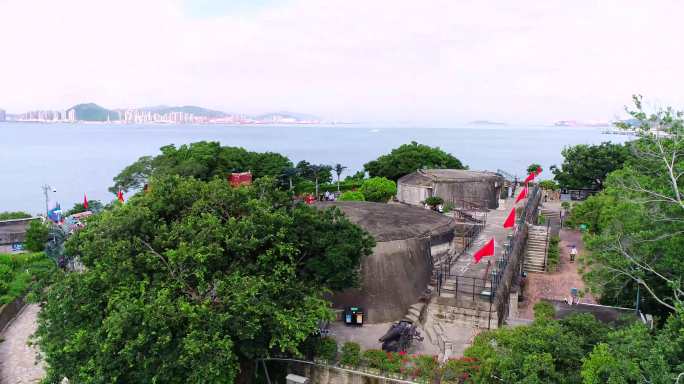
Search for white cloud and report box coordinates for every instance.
[0,0,682,123]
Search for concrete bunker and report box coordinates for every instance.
[396,169,505,209]
[316,201,458,323]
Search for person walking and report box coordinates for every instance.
[570,245,578,262]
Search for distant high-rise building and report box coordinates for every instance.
[67,109,76,122]
[0,109,6,122]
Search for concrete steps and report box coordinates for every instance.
[402,302,426,324]
[524,224,548,273]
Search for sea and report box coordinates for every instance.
[0,122,630,214]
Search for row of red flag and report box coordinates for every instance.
[473,165,542,263]
[81,190,125,210]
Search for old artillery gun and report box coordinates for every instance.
[378,320,424,352]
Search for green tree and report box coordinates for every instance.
[296,161,333,184]
[538,180,559,191]
[338,191,365,201]
[359,177,396,202]
[334,163,346,192]
[464,313,609,383]
[363,141,466,181]
[527,163,542,174]
[24,220,49,252]
[110,141,293,193]
[576,98,684,318]
[0,211,32,220]
[65,200,104,216]
[550,142,632,190]
[36,176,373,383]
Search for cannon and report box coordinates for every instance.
[378,320,424,352]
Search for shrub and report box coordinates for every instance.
[359,177,397,202]
[362,349,387,370]
[0,211,32,220]
[410,354,439,381]
[339,191,365,201]
[340,342,361,367]
[442,202,454,213]
[0,264,12,293]
[382,352,402,373]
[441,357,480,383]
[534,301,556,321]
[316,337,338,363]
[424,196,444,209]
[547,235,560,271]
[25,220,49,252]
[539,180,559,191]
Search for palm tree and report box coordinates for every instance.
[281,167,300,191]
[310,165,323,198]
[334,163,347,192]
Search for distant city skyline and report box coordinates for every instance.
[1,0,683,124]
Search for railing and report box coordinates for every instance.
[435,185,541,322]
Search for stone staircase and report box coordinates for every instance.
[402,302,426,324]
[524,225,548,273]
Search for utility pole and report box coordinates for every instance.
[42,184,55,218]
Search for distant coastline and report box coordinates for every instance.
[468,120,507,126]
[1,102,323,125]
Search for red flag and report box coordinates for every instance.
[536,166,542,175]
[515,186,528,203]
[503,207,515,228]
[524,172,535,183]
[474,238,495,263]
[83,194,89,210]
[117,190,124,203]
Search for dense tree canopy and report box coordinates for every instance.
[65,200,104,216]
[363,141,465,181]
[37,176,374,383]
[338,191,365,201]
[25,220,49,252]
[568,98,684,320]
[110,141,293,193]
[550,142,632,190]
[464,306,683,383]
[359,177,396,202]
[295,161,333,184]
[0,211,32,220]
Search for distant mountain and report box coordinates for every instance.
[254,111,320,122]
[69,103,120,121]
[138,105,228,118]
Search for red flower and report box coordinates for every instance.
[398,351,407,356]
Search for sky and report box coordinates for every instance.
[0,0,683,124]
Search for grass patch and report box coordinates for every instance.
[0,252,54,305]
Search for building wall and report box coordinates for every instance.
[397,177,503,209]
[433,180,502,209]
[396,184,430,206]
[331,236,437,323]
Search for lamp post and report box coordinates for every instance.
[41,184,56,218]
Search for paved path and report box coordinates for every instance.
[518,227,596,319]
[449,196,519,279]
[0,304,45,384]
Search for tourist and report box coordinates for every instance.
[570,245,578,262]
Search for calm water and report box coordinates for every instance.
[1,122,628,214]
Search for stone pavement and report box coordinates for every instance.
[0,304,45,383]
[449,196,520,279]
[517,206,596,319]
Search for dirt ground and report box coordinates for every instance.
[518,228,595,319]
[0,304,45,383]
